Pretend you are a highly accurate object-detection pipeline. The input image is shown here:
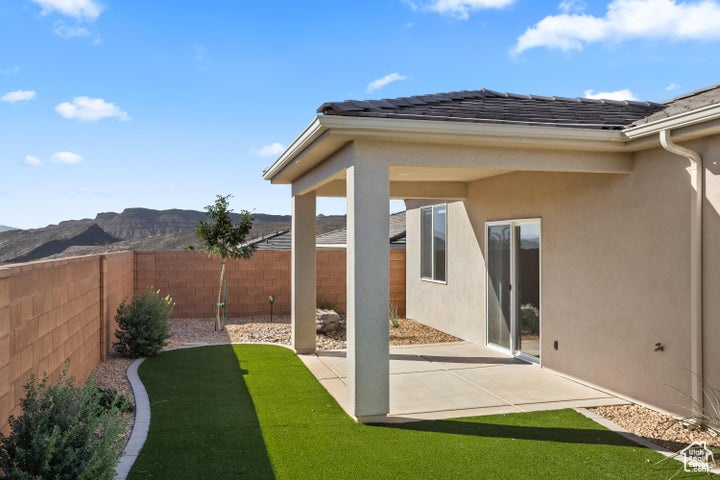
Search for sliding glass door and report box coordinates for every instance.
[486,220,541,362]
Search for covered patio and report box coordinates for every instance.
[263,92,648,422]
[299,342,626,422]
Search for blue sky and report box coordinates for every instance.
[2,0,720,229]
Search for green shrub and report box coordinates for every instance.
[114,289,174,358]
[0,365,128,480]
[95,386,134,414]
[317,299,338,311]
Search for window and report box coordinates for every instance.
[420,204,446,282]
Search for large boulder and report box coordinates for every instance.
[316,309,345,334]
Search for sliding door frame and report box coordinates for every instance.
[485,218,542,365]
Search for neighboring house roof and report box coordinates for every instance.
[247,212,406,251]
[248,230,292,251]
[630,84,720,127]
[317,89,665,130]
[317,211,406,247]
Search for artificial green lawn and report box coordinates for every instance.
[128,344,701,479]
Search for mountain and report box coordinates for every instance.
[0,225,16,233]
[0,222,117,264]
[0,208,346,264]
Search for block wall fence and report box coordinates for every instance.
[0,251,134,434]
[0,248,405,433]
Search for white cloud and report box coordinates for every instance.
[30,0,103,22]
[558,0,587,13]
[406,0,515,19]
[666,82,681,91]
[513,0,720,54]
[254,142,286,157]
[584,88,639,101]
[1,90,36,103]
[50,151,83,164]
[24,155,43,166]
[366,73,408,93]
[55,96,129,122]
[53,24,91,38]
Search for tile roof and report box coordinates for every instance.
[248,230,291,251]
[247,212,406,251]
[317,89,665,130]
[630,84,720,127]
[316,211,406,246]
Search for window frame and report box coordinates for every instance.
[420,203,448,284]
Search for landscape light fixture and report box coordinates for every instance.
[268,295,275,322]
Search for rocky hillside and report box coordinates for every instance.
[0,225,16,233]
[93,208,296,240]
[0,222,118,264]
[0,208,346,264]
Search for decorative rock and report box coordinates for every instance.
[316,309,345,334]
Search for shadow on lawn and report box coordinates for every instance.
[378,417,638,448]
[130,344,276,480]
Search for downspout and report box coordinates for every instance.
[659,129,704,420]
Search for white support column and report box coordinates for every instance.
[346,160,390,422]
[292,191,316,354]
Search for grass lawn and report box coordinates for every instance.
[128,344,702,479]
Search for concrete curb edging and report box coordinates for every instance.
[574,407,720,475]
[114,357,149,480]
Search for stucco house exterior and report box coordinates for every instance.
[263,84,720,422]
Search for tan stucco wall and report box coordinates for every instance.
[406,136,720,415]
[697,136,720,404]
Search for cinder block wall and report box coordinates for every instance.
[102,252,135,356]
[135,250,406,318]
[316,249,347,311]
[316,249,406,316]
[0,253,135,434]
[135,251,292,317]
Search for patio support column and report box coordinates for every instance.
[292,191,316,354]
[346,160,390,422]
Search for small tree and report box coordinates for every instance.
[196,194,255,331]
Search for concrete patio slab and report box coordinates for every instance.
[454,364,610,405]
[390,370,508,414]
[299,342,627,422]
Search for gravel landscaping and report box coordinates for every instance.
[95,315,719,459]
[590,403,719,452]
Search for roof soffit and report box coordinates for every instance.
[264,115,633,185]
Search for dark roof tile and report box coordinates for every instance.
[318,88,666,130]
[631,84,720,127]
[245,212,406,251]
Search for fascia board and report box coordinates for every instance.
[623,104,720,139]
[262,117,326,181]
[320,115,625,145]
[262,115,628,183]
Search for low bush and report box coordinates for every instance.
[95,386,134,414]
[114,289,174,358]
[0,365,128,480]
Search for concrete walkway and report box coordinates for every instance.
[299,342,627,422]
